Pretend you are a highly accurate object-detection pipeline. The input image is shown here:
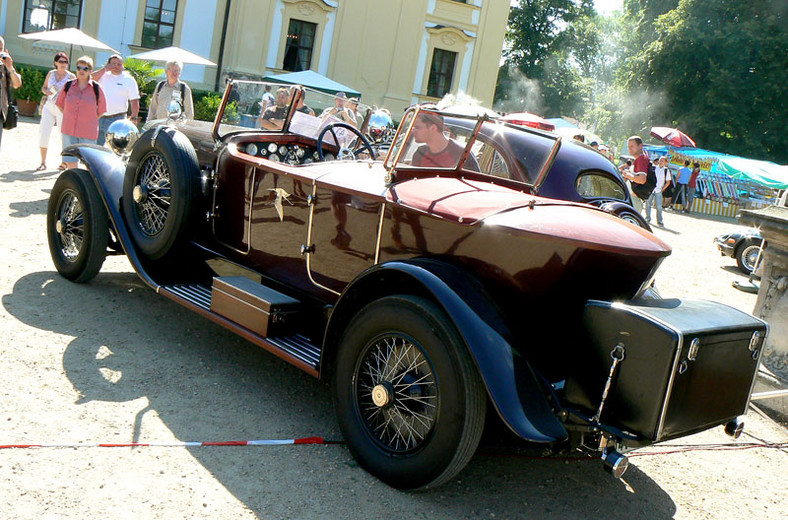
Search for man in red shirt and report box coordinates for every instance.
[410,111,479,171]
[621,136,650,213]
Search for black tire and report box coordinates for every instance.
[47,169,109,283]
[736,240,761,274]
[122,127,199,260]
[332,295,486,489]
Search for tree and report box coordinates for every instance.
[495,0,595,117]
[631,0,788,162]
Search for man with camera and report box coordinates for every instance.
[0,36,23,151]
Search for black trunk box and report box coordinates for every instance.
[564,298,767,442]
[210,276,300,337]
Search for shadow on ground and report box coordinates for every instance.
[3,271,678,518]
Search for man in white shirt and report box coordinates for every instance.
[92,54,140,145]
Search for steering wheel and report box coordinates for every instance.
[317,122,375,161]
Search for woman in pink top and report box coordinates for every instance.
[55,55,107,169]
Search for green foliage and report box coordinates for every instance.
[625,0,788,163]
[15,66,46,102]
[194,94,238,123]
[122,58,163,102]
[495,0,595,117]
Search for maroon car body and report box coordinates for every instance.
[46,81,767,489]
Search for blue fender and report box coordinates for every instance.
[63,144,159,289]
[325,259,568,443]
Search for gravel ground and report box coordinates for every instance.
[1,118,786,519]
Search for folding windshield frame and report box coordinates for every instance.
[384,106,485,174]
[385,106,563,190]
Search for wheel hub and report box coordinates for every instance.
[132,184,148,203]
[371,382,394,408]
[55,218,65,234]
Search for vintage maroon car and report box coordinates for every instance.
[47,81,768,489]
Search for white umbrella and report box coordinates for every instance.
[127,46,216,67]
[18,27,119,54]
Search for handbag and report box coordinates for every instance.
[3,68,17,130]
[3,103,18,130]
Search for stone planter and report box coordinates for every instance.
[16,99,39,117]
[740,203,788,382]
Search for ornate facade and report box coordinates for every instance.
[1,0,508,117]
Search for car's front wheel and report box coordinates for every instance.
[122,128,199,260]
[332,295,486,489]
[47,169,109,283]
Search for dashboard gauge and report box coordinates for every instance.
[268,153,281,162]
[244,143,258,155]
[295,146,305,158]
[278,145,288,156]
[312,151,321,160]
[267,143,278,153]
[324,153,335,162]
[303,158,313,164]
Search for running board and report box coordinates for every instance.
[160,282,322,377]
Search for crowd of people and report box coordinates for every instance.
[0,38,194,169]
[620,135,701,226]
[257,88,363,131]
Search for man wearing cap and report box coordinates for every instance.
[320,92,356,126]
[411,111,479,171]
[92,54,140,145]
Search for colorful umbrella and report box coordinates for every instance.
[500,112,555,132]
[650,126,697,148]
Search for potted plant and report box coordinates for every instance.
[15,66,45,117]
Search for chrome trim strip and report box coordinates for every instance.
[374,202,386,265]
[744,321,770,411]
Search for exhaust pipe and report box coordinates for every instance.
[601,448,629,479]
[724,417,744,439]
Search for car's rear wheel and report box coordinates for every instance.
[47,169,108,283]
[736,240,762,274]
[332,295,486,489]
[122,128,199,260]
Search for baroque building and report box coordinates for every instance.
[1,0,508,117]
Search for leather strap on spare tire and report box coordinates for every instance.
[122,127,200,260]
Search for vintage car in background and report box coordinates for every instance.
[714,227,764,275]
[47,81,768,489]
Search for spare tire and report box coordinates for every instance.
[122,127,200,260]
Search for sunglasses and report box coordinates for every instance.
[76,65,90,71]
[57,60,69,64]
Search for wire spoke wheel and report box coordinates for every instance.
[333,295,485,489]
[47,169,109,283]
[134,153,172,236]
[55,190,84,262]
[355,335,438,453]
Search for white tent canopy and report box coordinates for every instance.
[127,46,216,67]
[18,28,118,53]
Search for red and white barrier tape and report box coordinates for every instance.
[0,436,344,450]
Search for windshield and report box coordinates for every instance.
[385,107,560,186]
[215,80,371,142]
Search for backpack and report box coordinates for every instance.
[155,80,186,106]
[632,161,657,201]
[63,79,100,106]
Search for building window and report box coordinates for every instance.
[427,48,457,98]
[23,0,82,33]
[142,0,178,49]
[282,19,317,72]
